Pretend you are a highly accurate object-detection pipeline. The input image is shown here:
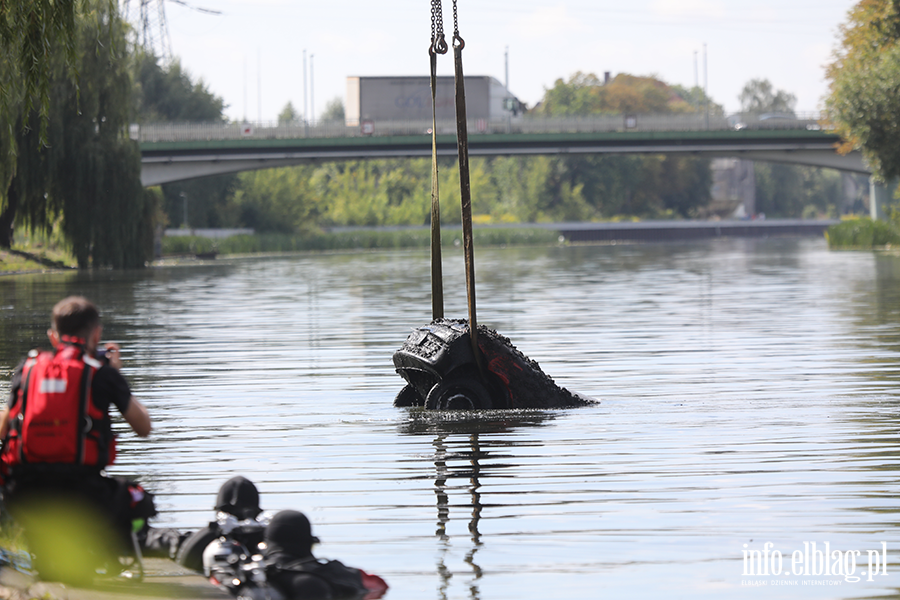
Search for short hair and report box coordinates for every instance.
[51,296,101,338]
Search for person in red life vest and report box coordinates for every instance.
[0,296,154,581]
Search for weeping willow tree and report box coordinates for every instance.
[0,0,81,243]
[0,1,79,122]
[1,1,153,267]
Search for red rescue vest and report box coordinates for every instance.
[1,343,116,473]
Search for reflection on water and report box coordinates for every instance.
[2,239,900,599]
[400,412,557,600]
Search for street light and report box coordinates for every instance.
[180,191,188,229]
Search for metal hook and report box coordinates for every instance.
[433,34,448,55]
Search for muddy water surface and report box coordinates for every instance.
[2,238,900,599]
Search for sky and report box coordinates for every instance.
[144,0,857,123]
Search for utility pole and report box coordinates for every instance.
[257,49,262,124]
[693,50,700,117]
[310,54,315,127]
[505,45,509,91]
[303,49,308,136]
[504,45,511,132]
[703,43,709,130]
[693,50,698,89]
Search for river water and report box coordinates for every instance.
[2,237,900,599]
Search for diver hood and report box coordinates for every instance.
[215,475,262,520]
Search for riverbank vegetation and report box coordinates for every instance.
[827,216,900,250]
[0,227,77,272]
[161,227,560,257]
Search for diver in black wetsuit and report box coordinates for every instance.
[176,475,268,572]
[263,510,388,600]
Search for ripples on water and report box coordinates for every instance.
[2,238,900,599]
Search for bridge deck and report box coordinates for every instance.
[137,121,863,186]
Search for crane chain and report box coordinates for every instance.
[431,0,448,55]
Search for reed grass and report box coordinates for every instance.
[161,227,561,256]
[826,218,900,249]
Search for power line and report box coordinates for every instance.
[122,0,221,59]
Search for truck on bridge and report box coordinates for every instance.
[345,75,523,129]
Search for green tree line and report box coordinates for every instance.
[183,74,719,232]
[184,73,849,233]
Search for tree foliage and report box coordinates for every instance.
[133,54,225,123]
[320,97,345,123]
[277,102,300,124]
[826,0,900,180]
[131,54,233,230]
[525,72,715,219]
[755,164,843,218]
[0,0,82,133]
[1,1,153,267]
[536,72,722,116]
[738,78,797,114]
[234,166,320,232]
[1,0,85,241]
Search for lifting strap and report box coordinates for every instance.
[451,18,484,376]
[429,0,447,320]
[431,0,485,378]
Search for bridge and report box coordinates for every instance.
[138,114,868,188]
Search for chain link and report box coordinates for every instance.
[451,0,464,49]
[431,0,448,54]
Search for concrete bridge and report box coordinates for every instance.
[138,115,889,217]
[137,115,867,184]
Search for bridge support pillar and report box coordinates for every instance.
[869,176,899,220]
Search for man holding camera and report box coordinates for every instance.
[0,295,154,581]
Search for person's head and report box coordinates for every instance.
[264,510,320,558]
[215,476,262,520]
[49,296,102,350]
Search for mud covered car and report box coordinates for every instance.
[392,319,594,410]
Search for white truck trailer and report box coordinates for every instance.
[345,75,521,128]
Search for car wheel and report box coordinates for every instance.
[425,376,492,410]
[394,384,425,407]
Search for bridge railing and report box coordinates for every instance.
[133,112,825,143]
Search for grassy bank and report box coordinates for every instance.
[0,228,77,273]
[826,218,900,250]
[161,227,562,256]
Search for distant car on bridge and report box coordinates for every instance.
[729,112,821,131]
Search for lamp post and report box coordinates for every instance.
[180,191,188,229]
[303,49,308,136]
[704,43,709,130]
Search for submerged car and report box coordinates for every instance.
[392,319,594,410]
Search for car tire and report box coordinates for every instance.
[425,376,492,410]
[394,384,425,407]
